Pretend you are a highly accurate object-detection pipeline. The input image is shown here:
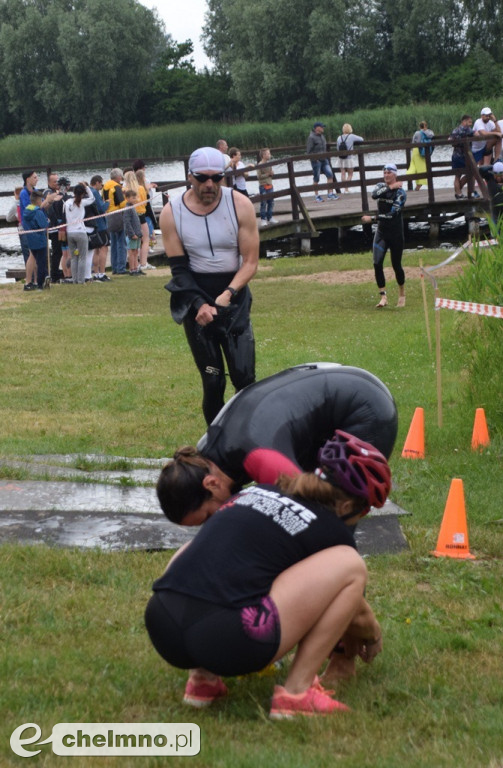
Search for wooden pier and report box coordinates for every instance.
[1,135,494,269]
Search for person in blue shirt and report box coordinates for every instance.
[22,189,51,290]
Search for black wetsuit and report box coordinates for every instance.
[372,183,407,289]
[166,187,255,425]
[479,166,503,223]
[196,363,398,488]
[145,484,356,676]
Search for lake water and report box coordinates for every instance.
[0,146,459,278]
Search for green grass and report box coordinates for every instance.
[3,97,503,165]
[1,546,502,768]
[1,251,503,767]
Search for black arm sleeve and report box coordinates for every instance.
[164,255,212,323]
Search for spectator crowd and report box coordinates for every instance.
[11,160,159,291]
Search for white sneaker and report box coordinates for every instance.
[268,218,279,224]
[144,263,156,270]
[260,220,268,227]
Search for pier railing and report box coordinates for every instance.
[0,137,490,232]
[159,135,490,224]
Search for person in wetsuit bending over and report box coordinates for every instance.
[156,362,398,526]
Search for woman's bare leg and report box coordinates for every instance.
[269,546,367,693]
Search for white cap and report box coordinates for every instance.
[481,107,492,115]
[492,161,503,173]
[188,147,225,174]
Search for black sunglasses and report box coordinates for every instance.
[191,172,225,183]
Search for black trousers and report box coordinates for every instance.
[372,228,405,288]
[49,232,63,283]
[183,316,255,425]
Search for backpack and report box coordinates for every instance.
[419,130,434,158]
[338,134,350,158]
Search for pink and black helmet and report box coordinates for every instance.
[316,430,391,513]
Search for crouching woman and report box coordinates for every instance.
[145,431,390,719]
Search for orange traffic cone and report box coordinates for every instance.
[401,407,425,459]
[471,408,490,451]
[432,478,475,560]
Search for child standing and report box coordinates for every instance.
[63,182,96,284]
[21,189,50,290]
[123,189,144,275]
[229,147,252,197]
[256,147,278,226]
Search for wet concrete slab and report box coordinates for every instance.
[0,479,408,517]
[0,454,167,485]
[0,488,409,556]
[0,509,195,551]
[355,515,409,556]
[0,480,159,514]
[0,457,410,555]
[0,508,407,555]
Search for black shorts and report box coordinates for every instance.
[139,213,147,224]
[145,590,280,677]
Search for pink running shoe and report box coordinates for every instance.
[269,679,350,719]
[183,676,228,708]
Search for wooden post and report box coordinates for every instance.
[435,287,443,428]
[358,151,369,214]
[420,259,432,353]
[405,147,412,191]
[425,149,435,205]
[287,159,299,222]
[300,237,312,254]
[45,230,51,289]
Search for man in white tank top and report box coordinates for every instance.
[161,146,259,425]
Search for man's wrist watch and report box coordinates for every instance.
[226,286,238,297]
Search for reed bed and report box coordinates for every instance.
[2,99,503,167]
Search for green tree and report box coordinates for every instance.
[202,0,503,118]
[0,0,165,133]
[149,37,242,123]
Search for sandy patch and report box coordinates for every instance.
[258,263,464,285]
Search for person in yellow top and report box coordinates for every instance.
[124,170,151,270]
[406,121,434,191]
[103,168,127,274]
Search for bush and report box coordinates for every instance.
[453,226,503,429]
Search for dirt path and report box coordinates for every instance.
[257,262,464,285]
[154,262,463,285]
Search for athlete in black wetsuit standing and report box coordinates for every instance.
[362,163,407,308]
[160,146,259,425]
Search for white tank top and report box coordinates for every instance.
[171,186,241,274]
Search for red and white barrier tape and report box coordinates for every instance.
[435,297,503,318]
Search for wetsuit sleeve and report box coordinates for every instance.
[165,255,212,323]
[243,448,301,484]
[371,182,387,200]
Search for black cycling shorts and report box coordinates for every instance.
[145,590,281,677]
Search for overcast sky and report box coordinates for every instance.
[138,0,212,69]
